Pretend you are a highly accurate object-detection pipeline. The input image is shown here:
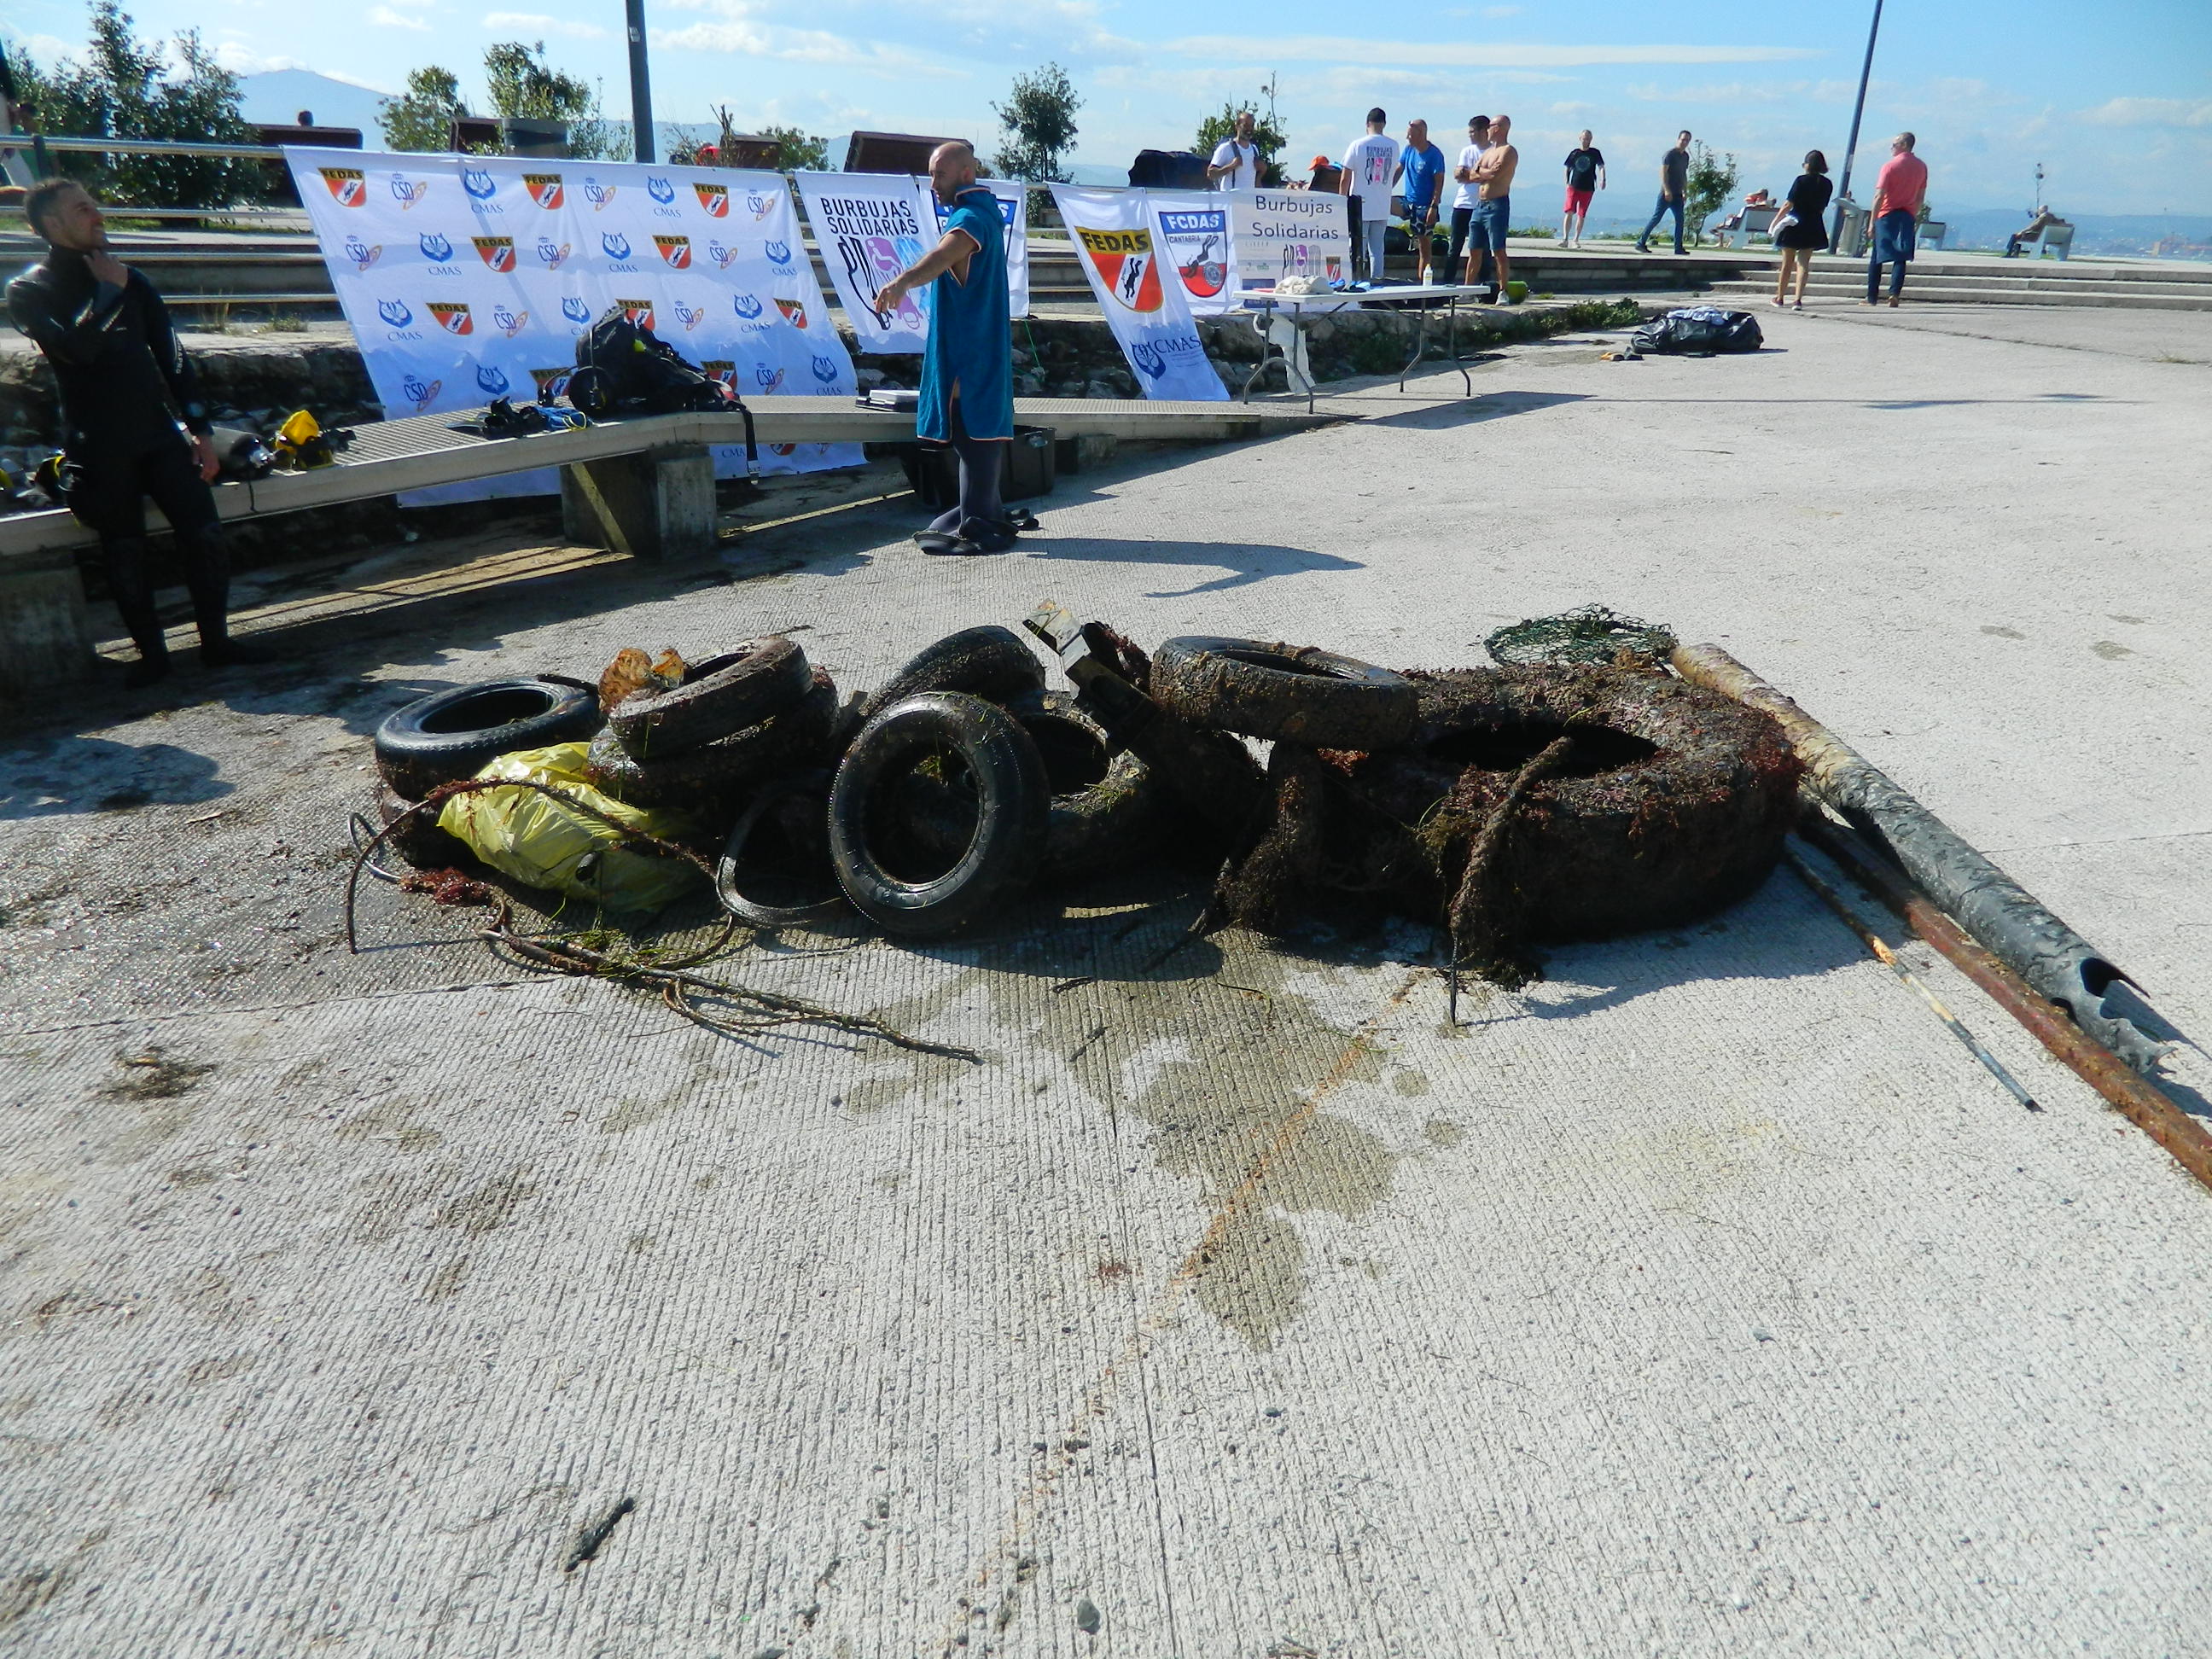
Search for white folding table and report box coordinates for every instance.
[1235,282,1502,410]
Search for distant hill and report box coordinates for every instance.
[237,71,393,137]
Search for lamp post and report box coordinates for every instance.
[1831,0,1885,253]
[625,0,655,164]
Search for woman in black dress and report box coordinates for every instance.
[1771,150,1834,309]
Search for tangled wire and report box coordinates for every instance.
[1484,605,1678,669]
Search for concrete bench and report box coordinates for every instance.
[1709,206,1780,249]
[1919,219,1947,251]
[2029,224,2074,260]
[0,396,1328,696]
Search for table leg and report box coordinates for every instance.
[1452,294,1472,397]
[1242,306,1287,404]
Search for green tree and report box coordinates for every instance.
[755,124,827,172]
[1196,98,1288,188]
[10,1,262,211]
[377,65,466,153]
[992,61,1080,183]
[1685,142,1740,244]
[481,40,628,160]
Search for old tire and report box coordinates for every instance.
[375,783,473,870]
[856,626,1045,724]
[587,670,838,811]
[1150,636,1418,749]
[608,637,812,760]
[713,771,847,928]
[374,675,602,800]
[1324,665,1803,940]
[828,691,1048,937]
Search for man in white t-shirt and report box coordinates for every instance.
[1337,107,1399,282]
[1207,108,1261,192]
[1448,114,1493,293]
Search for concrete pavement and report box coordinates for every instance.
[3,302,2208,1656]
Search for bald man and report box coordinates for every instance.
[876,142,1018,555]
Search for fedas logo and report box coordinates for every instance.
[775,298,808,329]
[616,298,655,331]
[1157,207,1229,300]
[701,358,736,392]
[530,365,573,400]
[653,235,692,270]
[342,235,381,272]
[582,177,619,212]
[473,236,516,272]
[426,300,474,335]
[524,173,564,209]
[693,183,729,218]
[319,167,366,207]
[1076,225,1162,312]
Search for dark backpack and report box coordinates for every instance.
[568,306,735,416]
[1633,306,1765,356]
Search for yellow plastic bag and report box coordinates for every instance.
[436,742,701,913]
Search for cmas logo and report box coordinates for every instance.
[400,372,442,411]
[319,167,366,207]
[535,237,571,268]
[376,298,414,329]
[653,235,691,270]
[473,236,516,272]
[418,232,460,274]
[694,183,728,218]
[388,173,430,210]
[616,299,654,330]
[492,304,531,337]
[561,295,593,326]
[704,240,742,271]
[671,298,707,331]
[476,364,511,398]
[1128,340,1168,381]
[646,176,678,215]
[529,366,573,400]
[775,298,808,329]
[602,231,633,261]
[524,173,564,209]
[426,300,474,335]
[754,364,786,392]
[463,165,497,201]
[582,177,618,211]
[731,293,764,321]
[764,240,793,269]
[342,235,381,272]
[810,354,840,386]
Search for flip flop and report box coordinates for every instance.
[914,531,963,555]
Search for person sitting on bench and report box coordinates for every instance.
[2005,207,2068,257]
[7,178,271,684]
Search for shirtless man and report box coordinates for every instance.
[1466,112,1518,298]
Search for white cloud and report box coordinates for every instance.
[214,43,311,73]
[368,4,434,28]
[483,9,608,38]
[1625,78,1855,106]
[10,32,79,66]
[1165,38,1822,69]
[649,15,934,71]
[2081,96,2212,129]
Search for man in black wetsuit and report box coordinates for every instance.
[8,178,267,684]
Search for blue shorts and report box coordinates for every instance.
[1471,196,1511,254]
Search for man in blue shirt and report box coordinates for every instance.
[1394,119,1447,283]
[876,142,1017,556]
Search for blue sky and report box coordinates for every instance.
[9,0,2209,212]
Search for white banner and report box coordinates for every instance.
[793,171,934,354]
[925,178,1031,321]
[1146,189,1240,317]
[287,148,861,495]
[1231,188,1353,289]
[1050,186,1226,402]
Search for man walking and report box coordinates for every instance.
[1337,108,1400,282]
[1466,112,1518,300]
[1208,109,1260,192]
[875,142,1016,556]
[1559,130,1605,247]
[1866,131,1928,307]
[1447,115,1493,291]
[8,178,268,684]
[1636,130,1692,254]
[1394,118,1447,282]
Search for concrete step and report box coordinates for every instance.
[1708,276,2212,311]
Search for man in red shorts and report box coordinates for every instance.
[1559,130,1605,247]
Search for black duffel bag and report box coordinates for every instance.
[1633,306,1765,355]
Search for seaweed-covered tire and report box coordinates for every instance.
[1151,636,1418,749]
[375,783,474,870]
[829,692,1048,937]
[1324,665,1803,940]
[608,637,812,760]
[374,675,602,800]
[587,671,838,810]
[855,626,1045,724]
[713,772,846,928]
[1007,692,1163,878]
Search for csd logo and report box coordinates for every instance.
[492,304,530,337]
[746,190,776,220]
[419,232,454,262]
[476,364,511,397]
[732,293,763,320]
[647,176,675,203]
[400,373,441,410]
[562,296,593,325]
[704,240,742,271]
[536,238,570,268]
[810,354,840,385]
[672,299,706,331]
[583,178,618,210]
[342,236,381,271]
[389,174,430,209]
[602,232,632,260]
[376,299,413,328]
[754,364,786,391]
[463,166,497,201]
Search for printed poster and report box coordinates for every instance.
[794,171,933,354]
[1231,188,1353,290]
[287,147,861,497]
[1050,186,1226,402]
[1146,189,1239,317]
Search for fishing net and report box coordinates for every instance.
[1484,604,1678,668]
